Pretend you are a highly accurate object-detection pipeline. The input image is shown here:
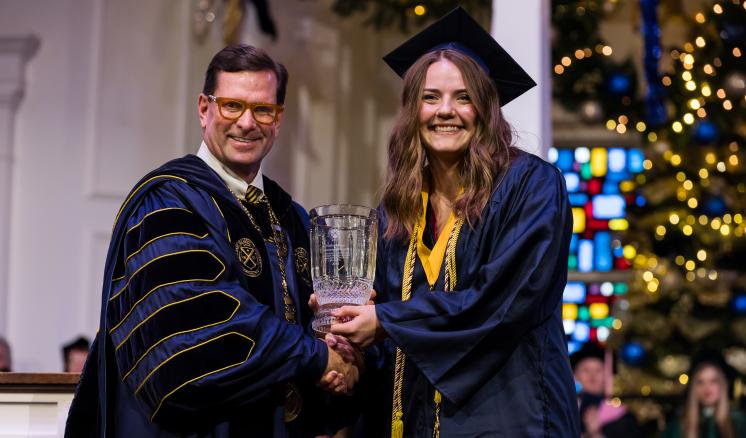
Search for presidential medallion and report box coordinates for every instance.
[294,247,311,286]
[235,237,262,277]
[271,230,288,260]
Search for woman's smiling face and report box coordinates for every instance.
[418,59,477,160]
[693,365,724,407]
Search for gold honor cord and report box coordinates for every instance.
[391,218,464,438]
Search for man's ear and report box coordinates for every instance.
[197,94,209,129]
[273,109,284,134]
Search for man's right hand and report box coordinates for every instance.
[324,334,363,371]
[318,341,359,395]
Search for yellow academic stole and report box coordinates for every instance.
[391,191,463,438]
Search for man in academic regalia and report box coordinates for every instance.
[65,44,359,437]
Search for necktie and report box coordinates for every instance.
[244,186,272,239]
[245,185,264,204]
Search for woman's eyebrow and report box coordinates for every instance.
[422,88,468,93]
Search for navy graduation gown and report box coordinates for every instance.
[364,150,581,437]
[66,155,338,437]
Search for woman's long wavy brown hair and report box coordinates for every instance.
[381,49,516,240]
[682,362,736,438]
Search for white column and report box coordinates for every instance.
[0,36,39,335]
[492,0,551,158]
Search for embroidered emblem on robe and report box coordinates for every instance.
[235,237,262,277]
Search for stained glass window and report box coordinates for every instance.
[548,146,645,353]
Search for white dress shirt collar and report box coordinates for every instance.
[196,141,264,197]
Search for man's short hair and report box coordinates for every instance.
[62,336,90,360]
[202,44,289,104]
[570,342,605,370]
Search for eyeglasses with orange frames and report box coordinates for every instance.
[207,95,283,125]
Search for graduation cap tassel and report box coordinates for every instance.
[392,411,404,438]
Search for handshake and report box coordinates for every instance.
[310,291,384,396]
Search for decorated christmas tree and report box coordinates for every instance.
[616,0,746,397]
[552,0,746,414]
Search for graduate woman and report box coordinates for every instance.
[331,7,581,437]
[663,354,746,438]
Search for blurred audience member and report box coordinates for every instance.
[0,336,10,372]
[62,336,90,373]
[571,343,641,438]
[664,354,746,438]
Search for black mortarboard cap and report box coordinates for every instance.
[383,6,536,106]
[570,342,606,370]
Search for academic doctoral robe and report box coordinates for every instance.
[65,155,340,437]
[357,150,581,437]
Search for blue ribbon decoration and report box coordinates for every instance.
[640,0,667,127]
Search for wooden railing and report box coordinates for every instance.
[0,373,79,438]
